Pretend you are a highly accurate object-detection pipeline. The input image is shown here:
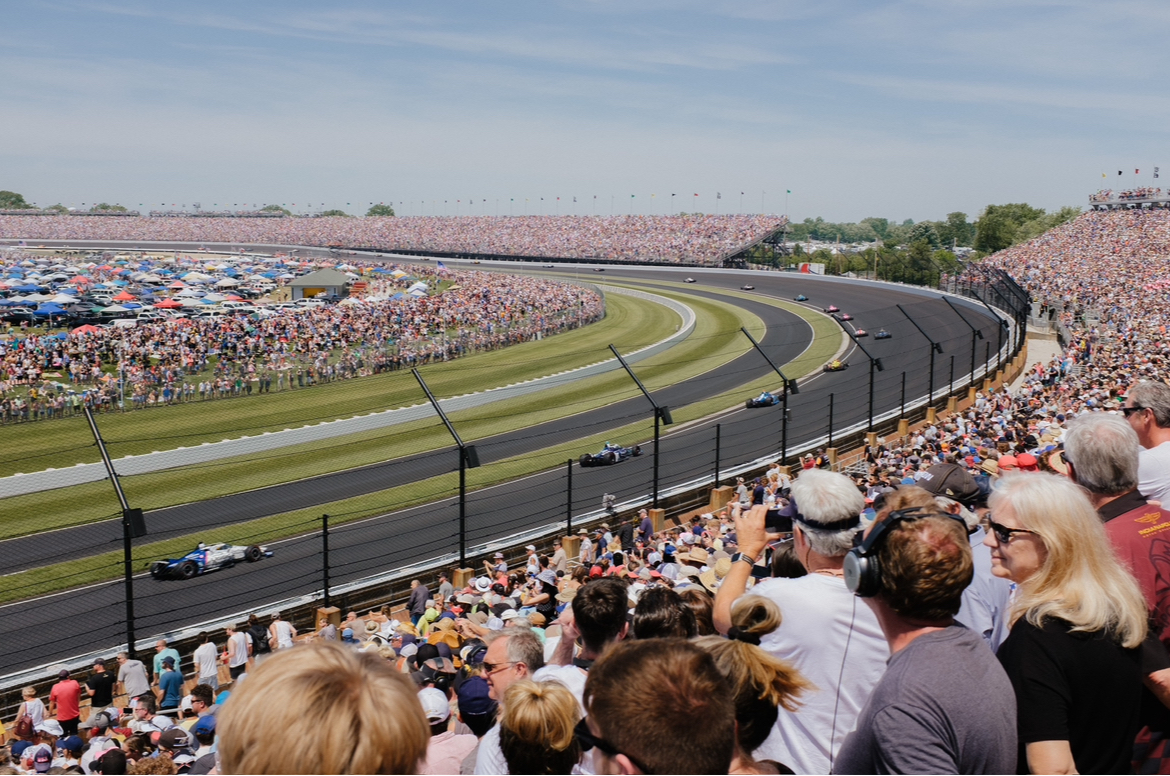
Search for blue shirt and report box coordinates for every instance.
[158,670,183,710]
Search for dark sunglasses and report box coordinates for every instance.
[574,719,650,773]
[1122,406,1148,417]
[987,516,1039,544]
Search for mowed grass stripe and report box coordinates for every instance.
[0,291,676,479]
[0,291,843,605]
[0,290,754,543]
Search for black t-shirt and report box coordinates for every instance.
[87,671,115,707]
[997,617,1142,775]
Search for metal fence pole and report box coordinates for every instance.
[828,393,835,449]
[714,424,722,488]
[566,459,573,535]
[322,513,331,609]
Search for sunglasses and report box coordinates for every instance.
[1122,406,1147,417]
[987,516,1039,544]
[574,719,650,773]
[481,661,518,675]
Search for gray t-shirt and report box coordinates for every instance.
[118,659,151,700]
[833,624,1017,775]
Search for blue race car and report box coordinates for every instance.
[794,294,808,301]
[746,391,782,408]
[874,329,892,339]
[150,542,272,580]
[580,442,642,467]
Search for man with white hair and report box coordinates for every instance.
[714,469,887,774]
[1123,381,1170,507]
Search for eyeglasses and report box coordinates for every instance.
[481,661,518,675]
[574,719,651,773]
[1122,405,1148,417]
[987,516,1039,544]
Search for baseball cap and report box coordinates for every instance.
[998,454,1018,471]
[58,669,71,679]
[192,716,217,735]
[456,676,496,717]
[499,609,520,621]
[916,464,981,506]
[525,544,536,552]
[159,727,193,751]
[33,747,52,773]
[1016,452,1039,471]
[59,735,85,753]
[162,656,175,667]
[418,687,450,722]
[80,712,113,730]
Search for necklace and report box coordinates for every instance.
[812,567,845,577]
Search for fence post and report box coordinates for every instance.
[322,513,331,609]
[566,459,573,535]
[714,424,721,488]
[828,393,835,449]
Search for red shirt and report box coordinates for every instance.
[1100,490,1170,646]
[49,679,81,720]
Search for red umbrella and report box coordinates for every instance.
[71,324,101,335]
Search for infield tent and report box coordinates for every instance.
[288,268,349,300]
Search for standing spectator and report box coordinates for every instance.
[417,687,478,775]
[833,502,1016,773]
[499,680,581,775]
[409,579,431,627]
[474,629,545,775]
[116,653,151,704]
[550,541,567,574]
[245,614,271,663]
[583,639,736,775]
[48,669,82,736]
[617,519,634,554]
[637,509,653,545]
[13,686,45,740]
[156,658,183,714]
[1124,381,1170,506]
[217,641,429,774]
[577,528,594,566]
[223,623,251,681]
[191,634,219,692]
[86,658,116,710]
[437,573,455,603]
[152,641,180,686]
[267,613,296,651]
[988,473,1148,774]
[714,471,888,774]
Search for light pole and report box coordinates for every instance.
[609,345,672,508]
[739,327,799,464]
[943,297,983,387]
[896,304,944,409]
[832,316,884,431]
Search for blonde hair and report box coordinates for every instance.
[990,472,1148,648]
[218,641,429,774]
[695,597,812,755]
[500,680,581,774]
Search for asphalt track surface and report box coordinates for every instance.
[0,245,1002,676]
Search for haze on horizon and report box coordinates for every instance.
[1,1,1166,223]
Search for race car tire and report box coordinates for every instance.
[245,545,263,562]
[631,446,643,457]
[579,454,595,467]
[178,560,198,580]
[150,561,167,580]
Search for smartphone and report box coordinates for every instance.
[765,508,792,535]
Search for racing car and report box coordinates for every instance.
[150,542,273,580]
[854,328,868,337]
[874,329,892,339]
[684,277,696,283]
[794,294,808,301]
[824,305,839,313]
[741,284,755,290]
[745,391,782,408]
[580,442,642,467]
[840,313,853,321]
[823,360,848,372]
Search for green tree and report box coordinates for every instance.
[908,221,941,249]
[861,217,890,240]
[0,190,33,209]
[46,204,69,214]
[936,212,975,248]
[91,203,127,212]
[366,204,396,217]
[319,209,350,217]
[261,204,292,216]
[974,206,1019,253]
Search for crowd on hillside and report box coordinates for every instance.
[0,214,785,265]
[0,259,602,423]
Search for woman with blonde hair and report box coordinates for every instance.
[985,472,1146,774]
[696,597,812,774]
[499,680,582,775]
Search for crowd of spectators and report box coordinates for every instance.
[0,255,602,423]
[0,214,786,265]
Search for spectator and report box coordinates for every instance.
[86,658,116,711]
[695,596,811,774]
[156,728,196,773]
[409,579,431,627]
[156,658,183,713]
[437,573,455,602]
[474,629,545,774]
[833,500,1016,773]
[453,676,497,773]
[498,680,581,775]
[223,623,251,681]
[152,641,180,686]
[245,615,271,662]
[988,473,1148,773]
[632,587,697,640]
[677,587,717,636]
[78,712,117,773]
[116,653,151,704]
[11,688,44,742]
[267,613,296,651]
[191,634,219,692]
[583,639,736,775]
[536,577,629,712]
[550,541,567,574]
[315,617,338,641]
[417,687,478,775]
[47,670,82,736]
[714,471,888,774]
[188,715,216,775]
[1124,381,1170,506]
[217,641,428,773]
[577,528,594,566]
[188,684,216,718]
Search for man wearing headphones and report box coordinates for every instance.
[833,490,1017,774]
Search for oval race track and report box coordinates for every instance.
[0,243,1006,677]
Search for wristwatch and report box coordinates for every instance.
[731,552,757,566]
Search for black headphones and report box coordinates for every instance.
[843,507,966,597]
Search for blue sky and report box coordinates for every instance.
[2,1,1166,221]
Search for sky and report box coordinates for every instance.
[2,1,1167,222]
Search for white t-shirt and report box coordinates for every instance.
[745,573,888,775]
[193,642,218,679]
[272,620,295,649]
[532,663,588,714]
[1139,441,1170,507]
[228,632,251,668]
[473,723,508,775]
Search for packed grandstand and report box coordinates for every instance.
[3,208,1170,774]
[0,214,785,265]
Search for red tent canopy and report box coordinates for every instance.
[112,291,136,302]
[71,324,101,335]
[153,298,183,308]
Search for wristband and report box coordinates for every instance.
[731,552,757,566]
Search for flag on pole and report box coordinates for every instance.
[1102,173,1107,178]
[1156,167,1160,179]
[716,192,722,199]
[1119,171,1123,176]
[786,189,792,194]
[1136,169,1141,175]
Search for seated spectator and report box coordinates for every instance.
[583,639,736,774]
[417,687,477,775]
[498,680,581,775]
[632,587,697,639]
[695,597,811,774]
[217,641,429,774]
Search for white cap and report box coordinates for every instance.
[418,687,450,722]
[500,609,520,621]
